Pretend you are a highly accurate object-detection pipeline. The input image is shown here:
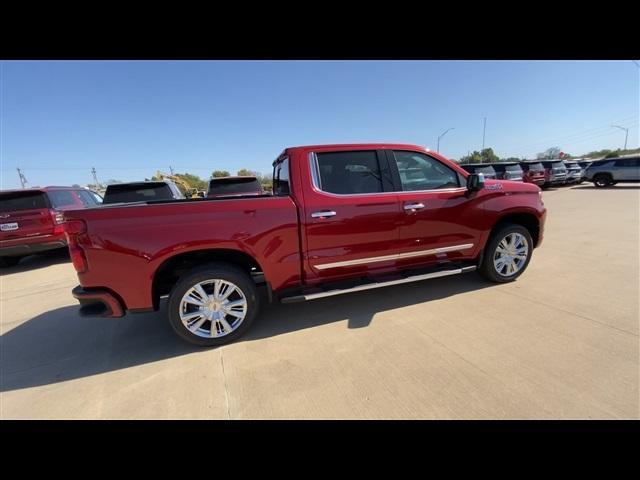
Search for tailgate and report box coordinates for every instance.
[0,191,55,241]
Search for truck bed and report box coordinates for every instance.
[64,195,301,310]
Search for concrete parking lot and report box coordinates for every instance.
[1,185,638,419]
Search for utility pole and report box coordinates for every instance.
[169,165,174,175]
[437,127,455,153]
[91,167,101,188]
[17,168,28,189]
[611,125,629,150]
[482,117,487,151]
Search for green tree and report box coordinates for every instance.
[212,170,230,178]
[459,151,483,164]
[480,148,499,163]
[536,147,562,160]
[237,168,256,177]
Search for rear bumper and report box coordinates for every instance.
[72,285,125,318]
[0,239,67,257]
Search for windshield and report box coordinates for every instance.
[527,163,544,171]
[0,191,49,212]
[505,164,522,172]
[208,178,261,195]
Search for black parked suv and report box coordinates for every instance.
[460,163,497,180]
[102,180,185,204]
[584,156,640,187]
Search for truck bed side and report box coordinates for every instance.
[64,196,301,311]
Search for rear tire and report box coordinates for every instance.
[478,223,533,283]
[0,256,21,268]
[593,174,612,188]
[167,262,259,347]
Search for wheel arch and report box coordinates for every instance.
[490,211,541,248]
[151,248,266,310]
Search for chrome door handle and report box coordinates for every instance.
[311,210,337,218]
[403,203,425,211]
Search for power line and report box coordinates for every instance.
[499,114,638,151]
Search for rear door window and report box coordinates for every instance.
[315,151,384,194]
[47,190,77,208]
[77,190,101,207]
[0,191,49,212]
[615,158,639,167]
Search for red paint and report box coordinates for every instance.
[64,144,546,315]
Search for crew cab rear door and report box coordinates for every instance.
[387,150,484,268]
[301,148,402,282]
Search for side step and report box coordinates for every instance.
[280,265,477,303]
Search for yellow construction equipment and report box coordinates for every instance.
[155,171,206,198]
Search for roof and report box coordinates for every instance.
[286,143,429,152]
[209,176,258,181]
[105,181,172,188]
[0,185,89,194]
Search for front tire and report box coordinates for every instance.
[478,224,533,283]
[168,262,259,346]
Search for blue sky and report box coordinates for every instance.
[1,60,638,189]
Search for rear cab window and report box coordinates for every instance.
[273,157,290,195]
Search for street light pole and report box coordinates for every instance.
[611,125,629,150]
[482,117,487,151]
[437,127,455,153]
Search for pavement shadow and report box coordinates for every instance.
[0,248,70,274]
[1,273,492,392]
[569,185,640,190]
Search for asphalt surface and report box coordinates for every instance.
[1,185,638,419]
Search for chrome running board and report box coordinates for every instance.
[280,265,477,303]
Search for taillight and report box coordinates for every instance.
[64,220,88,273]
[51,210,65,224]
[50,210,65,234]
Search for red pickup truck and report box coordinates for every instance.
[65,144,546,346]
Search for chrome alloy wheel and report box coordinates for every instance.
[179,279,247,338]
[493,233,529,276]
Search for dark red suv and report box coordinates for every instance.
[0,186,102,267]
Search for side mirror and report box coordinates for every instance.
[467,173,485,192]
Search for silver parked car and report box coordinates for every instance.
[563,161,583,184]
[584,156,640,188]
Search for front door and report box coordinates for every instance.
[387,149,485,269]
